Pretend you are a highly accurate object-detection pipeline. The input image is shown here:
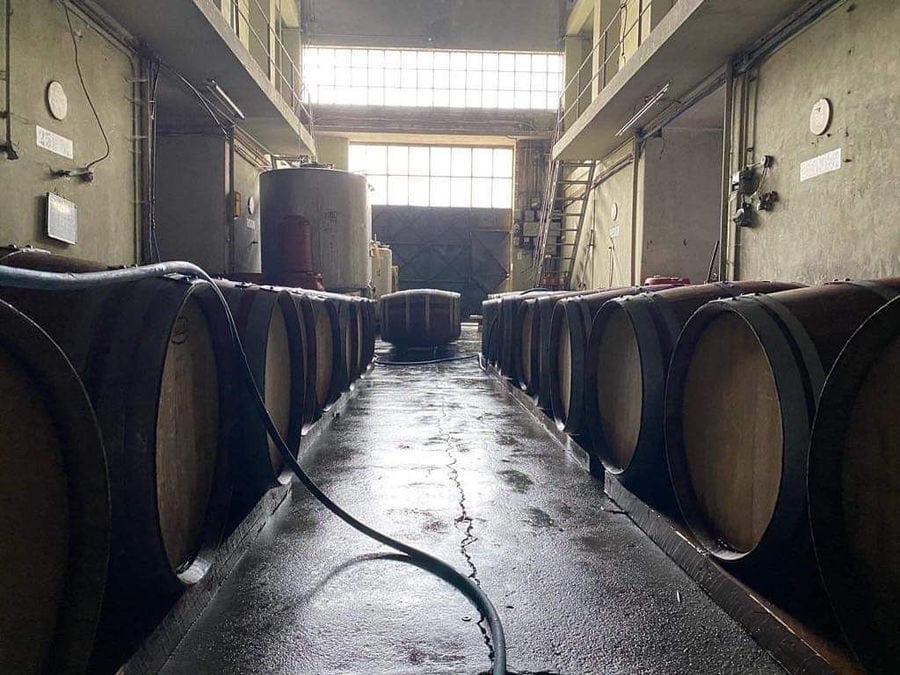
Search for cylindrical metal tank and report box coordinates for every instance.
[260,167,372,293]
[371,243,393,299]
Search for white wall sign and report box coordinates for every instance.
[800,147,842,182]
[608,225,621,239]
[36,125,74,159]
[47,193,78,244]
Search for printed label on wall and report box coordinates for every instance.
[47,193,78,244]
[800,147,841,182]
[36,125,74,159]
[246,218,257,230]
[608,225,621,239]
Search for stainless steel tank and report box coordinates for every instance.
[371,244,393,299]
[260,166,372,293]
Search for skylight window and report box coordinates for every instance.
[304,47,563,110]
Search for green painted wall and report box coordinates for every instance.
[0,1,139,264]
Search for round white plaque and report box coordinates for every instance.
[47,81,68,121]
[809,98,832,136]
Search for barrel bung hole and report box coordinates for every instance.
[596,309,642,471]
[681,313,782,554]
[155,298,220,573]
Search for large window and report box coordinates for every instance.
[304,47,563,110]
[349,144,514,208]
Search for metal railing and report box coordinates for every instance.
[559,0,671,134]
[224,0,314,133]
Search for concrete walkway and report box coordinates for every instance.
[162,326,781,675]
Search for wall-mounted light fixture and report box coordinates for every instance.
[615,83,670,137]
[205,79,245,121]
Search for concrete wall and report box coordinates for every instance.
[303,0,565,51]
[155,134,229,272]
[570,151,635,290]
[0,1,139,264]
[640,129,722,283]
[733,0,900,282]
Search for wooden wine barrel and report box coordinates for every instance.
[513,291,578,396]
[216,281,306,521]
[0,300,110,674]
[548,286,673,434]
[302,293,344,412]
[380,289,461,347]
[358,298,377,375]
[339,297,361,386]
[0,267,237,672]
[0,245,116,272]
[665,280,900,569]
[481,297,502,365]
[808,296,900,673]
[534,291,585,413]
[585,281,800,507]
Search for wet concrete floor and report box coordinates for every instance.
[162,326,782,674]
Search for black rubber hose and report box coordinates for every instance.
[0,262,507,675]
[374,353,479,366]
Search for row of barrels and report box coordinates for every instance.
[0,247,376,674]
[483,278,900,672]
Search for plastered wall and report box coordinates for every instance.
[0,1,139,264]
[733,0,900,282]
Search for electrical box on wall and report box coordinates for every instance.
[46,193,78,244]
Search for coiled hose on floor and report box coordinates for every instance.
[0,262,507,675]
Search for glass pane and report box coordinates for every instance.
[515,71,531,91]
[531,91,546,109]
[515,53,531,71]
[492,178,512,208]
[466,52,482,71]
[318,85,335,104]
[384,69,402,88]
[417,69,434,88]
[472,148,493,177]
[401,69,416,88]
[416,89,433,106]
[350,86,366,104]
[351,49,368,68]
[433,89,451,107]
[482,89,498,108]
[433,51,450,69]
[450,51,467,71]
[368,88,384,106]
[498,90,515,108]
[449,70,466,90]
[399,88,416,106]
[388,145,409,174]
[417,50,433,69]
[384,50,402,68]
[532,53,548,72]
[387,175,409,206]
[430,147,451,176]
[514,90,530,109]
[369,68,385,87]
[401,51,417,70]
[430,176,451,206]
[366,145,387,174]
[498,71,515,91]
[465,90,482,107]
[483,70,499,90]
[408,177,429,206]
[336,66,352,84]
[450,177,471,207]
[482,52,499,71]
[493,149,513,178]
[472,177,492,208]
[351,67,367,87]
[498,53,515,71]
[335,85,353,104]
[434,69,450,89]
[368,175,387,205]
[368,50,385,68]
[451,147,472,176]
[384,86,403,106]
[334,49,351,67]
[409,147,429,175]
[348,145,366,173]
[467,71,482,90]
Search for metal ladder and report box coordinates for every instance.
[533,147,597,290]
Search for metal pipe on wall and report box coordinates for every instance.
[0,0,17,159]
[629,133,642,285]
[718,59,735,282]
